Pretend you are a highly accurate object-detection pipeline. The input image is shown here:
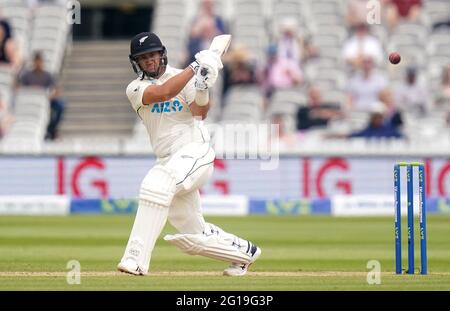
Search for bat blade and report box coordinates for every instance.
[209,34,232,57]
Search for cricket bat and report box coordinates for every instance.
[201,35,231,76]
[195,34,232,106]
[209,34,232,57]
[198,34,231,77]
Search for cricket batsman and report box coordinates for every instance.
[117,32,261,276]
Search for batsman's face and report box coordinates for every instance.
[137,51,161,73]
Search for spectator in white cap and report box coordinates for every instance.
[342,22,383,69]
[277,17,302,64]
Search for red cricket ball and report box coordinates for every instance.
[389,52,401,65]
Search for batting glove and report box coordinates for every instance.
[189,60,200,74]
[195,63,218,90]
[195,50,223,70]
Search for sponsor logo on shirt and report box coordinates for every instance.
[149,100,184,113]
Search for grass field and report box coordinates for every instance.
[1,215,450,290]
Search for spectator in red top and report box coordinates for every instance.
[391,0,422,17]
[386,0,422,30]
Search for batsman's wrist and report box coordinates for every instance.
[195,89,209,106]
[189,60,200,74]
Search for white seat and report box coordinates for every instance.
[389,34,423,46]
[313,35,343,48]
[0,72,13,86]
[1,6,29,19]
[35,5,67,18]
[0,0,28,7]
[427,40,450,57]
[322,91,347,108]
[310,1,343,16]
[392,23,429,42]
[34,17,69,31]
[222,86,263,121]
[314,12,344,25]
[0,86,11,105]
[233,1,264,16]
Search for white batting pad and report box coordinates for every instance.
[140,165,177,207]
[164,231,253,264]
[122,204,168,273]
[120,165,177,273]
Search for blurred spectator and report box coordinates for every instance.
[0,91,14,138]
[435,66,450,107]
[346,57,388,112]
[261,44,303,100]
[379,88,403,130]
[342,22,383,69]
[446,109,450,127]
[18,52,65,140]
[271,113,297,150]
[276,18,317,65]
[272,113,289,138]
[347,0,394,29]
[301,34,319,62]
[185,0,225,65]
[0,22,21,72]
[348,103,403,138]
[0,10,12,41]
[326,103,404,139]
[433,16,450,31]
[222,46,257,99]
[296,86,342,130]
[395,65,428,115]
[386,0,422,30]
[276,18,302,64]
[346,0,370,28]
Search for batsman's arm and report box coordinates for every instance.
[190,91,210,120]
[142,66,196,105]
[194,89,209,106]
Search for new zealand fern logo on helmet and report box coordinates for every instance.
[139,36,148,45]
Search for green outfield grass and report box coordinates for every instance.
[0,215,450,290]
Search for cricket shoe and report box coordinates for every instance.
[223,244,261,276]
[117,258,146,276]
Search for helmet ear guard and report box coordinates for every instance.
[129,54,144,79]
[161,46,168,66]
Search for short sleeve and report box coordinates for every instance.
[126,80,148,112]
[47,73,56,89]
[18,71,29,86]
